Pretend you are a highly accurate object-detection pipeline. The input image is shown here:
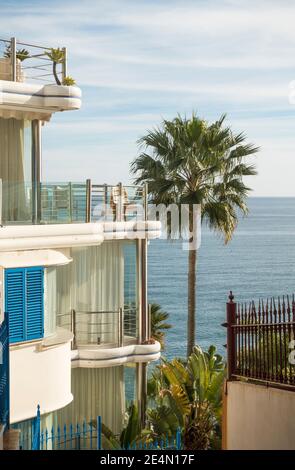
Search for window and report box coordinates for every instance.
[5,267,44,343]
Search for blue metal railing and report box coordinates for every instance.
[22,408,102,450]
[0,312,9,430]
[124,429,182,450]
[32,405,40,450]
[21,407,182,451]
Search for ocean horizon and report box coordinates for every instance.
[148,197,295,359]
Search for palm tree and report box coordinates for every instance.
[131,113,258,356]
[146,345,225,449]
[150,303,171,349]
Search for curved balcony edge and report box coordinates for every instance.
[71,341,161,368]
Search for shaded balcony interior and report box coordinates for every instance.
[53,241,140,348]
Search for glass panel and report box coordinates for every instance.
[91,185,145,222]
[40,182,86,224]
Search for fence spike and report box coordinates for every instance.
[45,428,48,450]
[57,425,61,450]
[70,424,73,450]
[287,295,291,322]
[273,297,277,316]
[63,424,67,450]
[51,425,54,450]
[41,430,44,450]
[96,416,102,450]
[90,422,93,450]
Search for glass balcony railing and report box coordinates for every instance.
[40,182,87,224]
[0,180,147,225]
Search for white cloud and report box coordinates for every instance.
[1,0,295,195]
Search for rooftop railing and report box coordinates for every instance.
[0,37,67,84]
[0,180,148,225]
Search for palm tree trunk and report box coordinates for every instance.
[187,247,197,357]
[53,61,61,85]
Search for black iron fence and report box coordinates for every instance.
[223,291,295,389]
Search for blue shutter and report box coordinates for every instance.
[26,267,44,341]
[5,267,44,343]
[5,268,25,343]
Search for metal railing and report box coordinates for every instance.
[20,407,182,450]
[0,180,147,225]
[223,291,295,390]
[57,307,138,349]
[40,182,87,224]
[90,183,147,222]
[0,37,67,84]
[19,407,102,450]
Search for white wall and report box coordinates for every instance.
[10,339,73,424]
[225,381,295,450]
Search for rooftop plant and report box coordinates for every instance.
[4,44,29,61]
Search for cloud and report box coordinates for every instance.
[1,0,295,195]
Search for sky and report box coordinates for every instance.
[1,0,295,196]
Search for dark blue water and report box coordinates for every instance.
[148,198,295,359]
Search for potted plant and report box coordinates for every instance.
[45,48,76,86]
[0,44,29,81]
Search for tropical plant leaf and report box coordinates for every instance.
[120,403,141,449]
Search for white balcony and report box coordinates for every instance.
[9,328,73,424]
[71,341,161,368]
[0,37,81,120]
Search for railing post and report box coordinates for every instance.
[226,291,237,380]
[103,184,108,221]
[118,182,123,222]
[96,416,102,450]
[32,404,41,450]
[118,307,124,347]
[71,309,76,350]
[10,37,17,81]
[0,178,2,226]
[147,303,152,340]
[68,182,73,223]
[32,120,42,224]
[144,182,148,221]
[62,47,67,83]
[86,179,92,222]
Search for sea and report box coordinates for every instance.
[148,198,295,360]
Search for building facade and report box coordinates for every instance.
[0,37,161,447]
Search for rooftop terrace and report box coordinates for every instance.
[0,37,68,85]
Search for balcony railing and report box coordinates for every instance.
[57,307,139,349]
[0,37,67,84]
[0,180,147,225]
